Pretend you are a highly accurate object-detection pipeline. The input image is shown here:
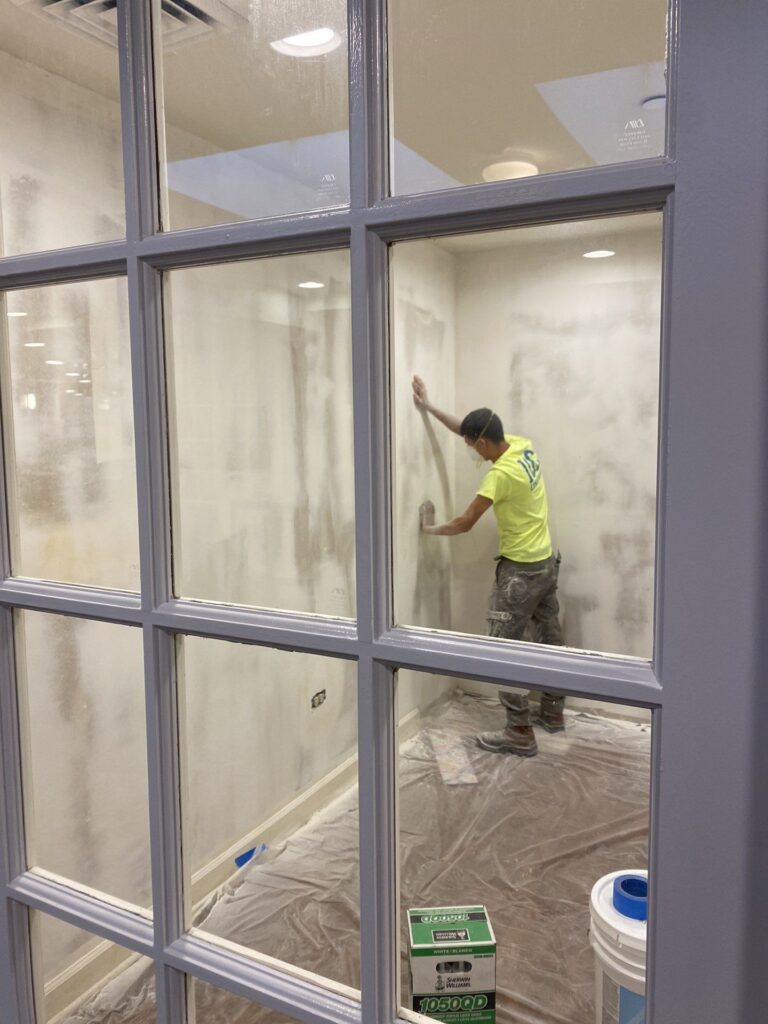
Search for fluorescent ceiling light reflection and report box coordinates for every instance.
[65,372,80,377]
[81,378,92,384]
[298,281,324,289]
[7,311,27,318]
[66,389,76,394]
[270,27,341,57]
[24,342,44,348]
[45,359,64,365]
[583,250,615,259]
[482,160,539,182]
[22,393,36,410]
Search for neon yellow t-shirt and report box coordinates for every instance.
[477,435,552,562]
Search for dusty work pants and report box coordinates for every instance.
[487,553,564,728]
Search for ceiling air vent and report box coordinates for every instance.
[10,0,247,50]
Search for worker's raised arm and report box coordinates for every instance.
[421,494,492,536]
[412,375,462,435]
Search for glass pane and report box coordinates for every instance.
[191,977,301,1024]
[18,612,151,909]
[0,0,125,255]
[165,251,354,615]
[397,672,651,1024]
[32,913,155,1024]
[391,213,662,659]
[180,636,359,990]
[1,278,139,591]
[155,0,349,231]
[389,0,667,196]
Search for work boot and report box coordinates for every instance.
[532,695,566,734]
[476,726,538,757]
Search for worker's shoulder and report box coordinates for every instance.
[504,433,534,450]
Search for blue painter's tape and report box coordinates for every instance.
[613,874,648,921]
[234,843,267,869]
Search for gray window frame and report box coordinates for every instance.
[1,1,767,1022]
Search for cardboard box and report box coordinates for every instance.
[408,906,496,1024]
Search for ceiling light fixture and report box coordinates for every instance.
[270,27,341,57]
[642,95,666,111]
[24,342,44,348]
[482,160,539,182]
[583,250,616,259]
[45,359,64,366]
[298,281,324,289]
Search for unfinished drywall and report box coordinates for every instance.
[450,217,661,658]
[1,47,455,985]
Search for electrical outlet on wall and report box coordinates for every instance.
[311,689,327,709]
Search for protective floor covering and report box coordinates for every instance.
[55,695,650,1024]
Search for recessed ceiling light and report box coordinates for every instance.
[24,342,44,348]
[270,27,341,57]
[482,160,539,182]
[45,359,64,365]
[298,281,324,289]
[642,95,666,111]
[583,250,616,259]
[7,311,27,318]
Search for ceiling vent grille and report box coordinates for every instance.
[10,0,246,50]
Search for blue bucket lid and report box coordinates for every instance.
[612,874,648,921]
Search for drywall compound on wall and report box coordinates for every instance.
[451,223,661,658]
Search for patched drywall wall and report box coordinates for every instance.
[450,221,662,658]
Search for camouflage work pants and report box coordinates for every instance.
[487,553,565,728]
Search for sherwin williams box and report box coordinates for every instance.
[408,906,496,1024]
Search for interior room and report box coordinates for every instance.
[0,2,664,1023]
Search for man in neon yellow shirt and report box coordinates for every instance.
[412,375,564,758]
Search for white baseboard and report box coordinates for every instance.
[45,699,445,1020]
[191,702,430,907]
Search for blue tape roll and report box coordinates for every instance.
[612,874,648,921]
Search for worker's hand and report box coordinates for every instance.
[412,375,430,412]
[419,500,436,531]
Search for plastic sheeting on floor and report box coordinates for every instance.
[55,695,650,1024]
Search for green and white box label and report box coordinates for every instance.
[408,906,496,1024]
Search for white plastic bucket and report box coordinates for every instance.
[589,870,648,1024]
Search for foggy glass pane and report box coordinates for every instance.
[389,0,667,196]
[165,252,354,616]
[155,0,349,230]
[0,0,125,256]
[32,913,155,1024]
[180,636,359,989]
[18,612,151,909]
[396,672,651,1024]
[391,213,662,660]
[1,278,140,591]
[191,977,301,1024]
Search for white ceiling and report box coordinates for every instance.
[0,0,667,185]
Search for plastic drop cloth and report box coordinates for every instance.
[55,695,650,1024]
